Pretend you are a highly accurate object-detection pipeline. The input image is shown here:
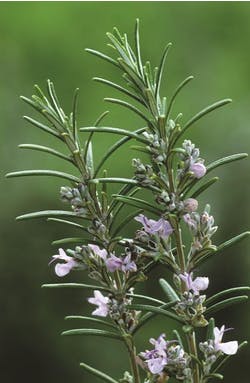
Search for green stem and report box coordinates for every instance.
[123,334,141,383]
[165,151,186,274]
[174,221,186,274]
[187,331,200,383]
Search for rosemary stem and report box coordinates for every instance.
[123,335,141,383]
[187,330,200,383]
[174,221,186,273]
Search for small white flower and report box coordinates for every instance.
[179,272,209,295]
[213,325,238,355]
[50,248,78,277]
[88,290,110,317]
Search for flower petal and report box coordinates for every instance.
[192,277,209,292]
[88,244,107,260]
[218,341,238,355]
[190,162,206,178]
[105,255,123,272]
[147,357,166,374]
[55,263,71,277]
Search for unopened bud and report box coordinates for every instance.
[183,198,198,213]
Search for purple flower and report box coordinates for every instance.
[179,272,209,295]
[50,248,78,277]
[88,244,107,260]
[88,290,110,317]
[122,254,137,273]
[213,325,238,355]
[140,334,167,374]
[183,213,197,231]
[189,162,206,179]
[135,214,173,238]
[150,334,167,355]
[147,357,167,375]
[105,254,137,273]
[105,254,123,272]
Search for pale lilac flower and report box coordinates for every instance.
[88,290,109,317]
[140,334,167,374]
[88,244,107,260]
[189,162,206,178]
[179,272,209,295]
[105,254,123,272]
[105,254,137,273]
[122,254,137,273]
[135,214,173,238]
[213,326,238,355]
[183,214,197,231]
[147,357,167,375]
[150,334,167,355]
[50,248,78,277]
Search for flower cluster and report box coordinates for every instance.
[140,334,191,380]
[88,217,109,243]
[143,131,168,165]
[60,184,90,217]
[183,204,218,256]
[88,290,138,332]
[156,190,199,216]
[199,325,238,375]
[134,214,177,270]
[174,272,209,327]
[135,214,173,238]
[178,140,206,180]
[50,243,139,280]
[89,244,137,273]
[132,158,156,187]
[61,184,110,243]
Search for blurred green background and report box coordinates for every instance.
[1,2,249,383]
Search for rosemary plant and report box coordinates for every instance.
[7,20,249,383]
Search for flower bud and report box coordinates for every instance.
[183,198,198,213]
[190,162,206,178]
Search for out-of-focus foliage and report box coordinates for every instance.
[1,2,249,383]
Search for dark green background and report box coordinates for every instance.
[1,2,249,383]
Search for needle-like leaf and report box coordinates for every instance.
[129,303,184,324]
[23,115,61,138]
[6,170,81,183]
[195,231,250,267]
[93,77,143,104]
[94,127,146,176]
[166,76,194,121]
[19,144,73,163]
[62,328,123,340]
[80,361,119,383]
[16,210,83,221]
[159,278,180,302]
[65,316,118,329]
[173,99,232,145]
[206,286,250,306]
[205,295,248,315]
[155,42,172,98]
[104,97,152,126]
[42,283,111,291]
[85,48,119,67]
[112,195,162,215]
[80,126,149,145]
[190,177,219,199]
[47,218,88,232]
